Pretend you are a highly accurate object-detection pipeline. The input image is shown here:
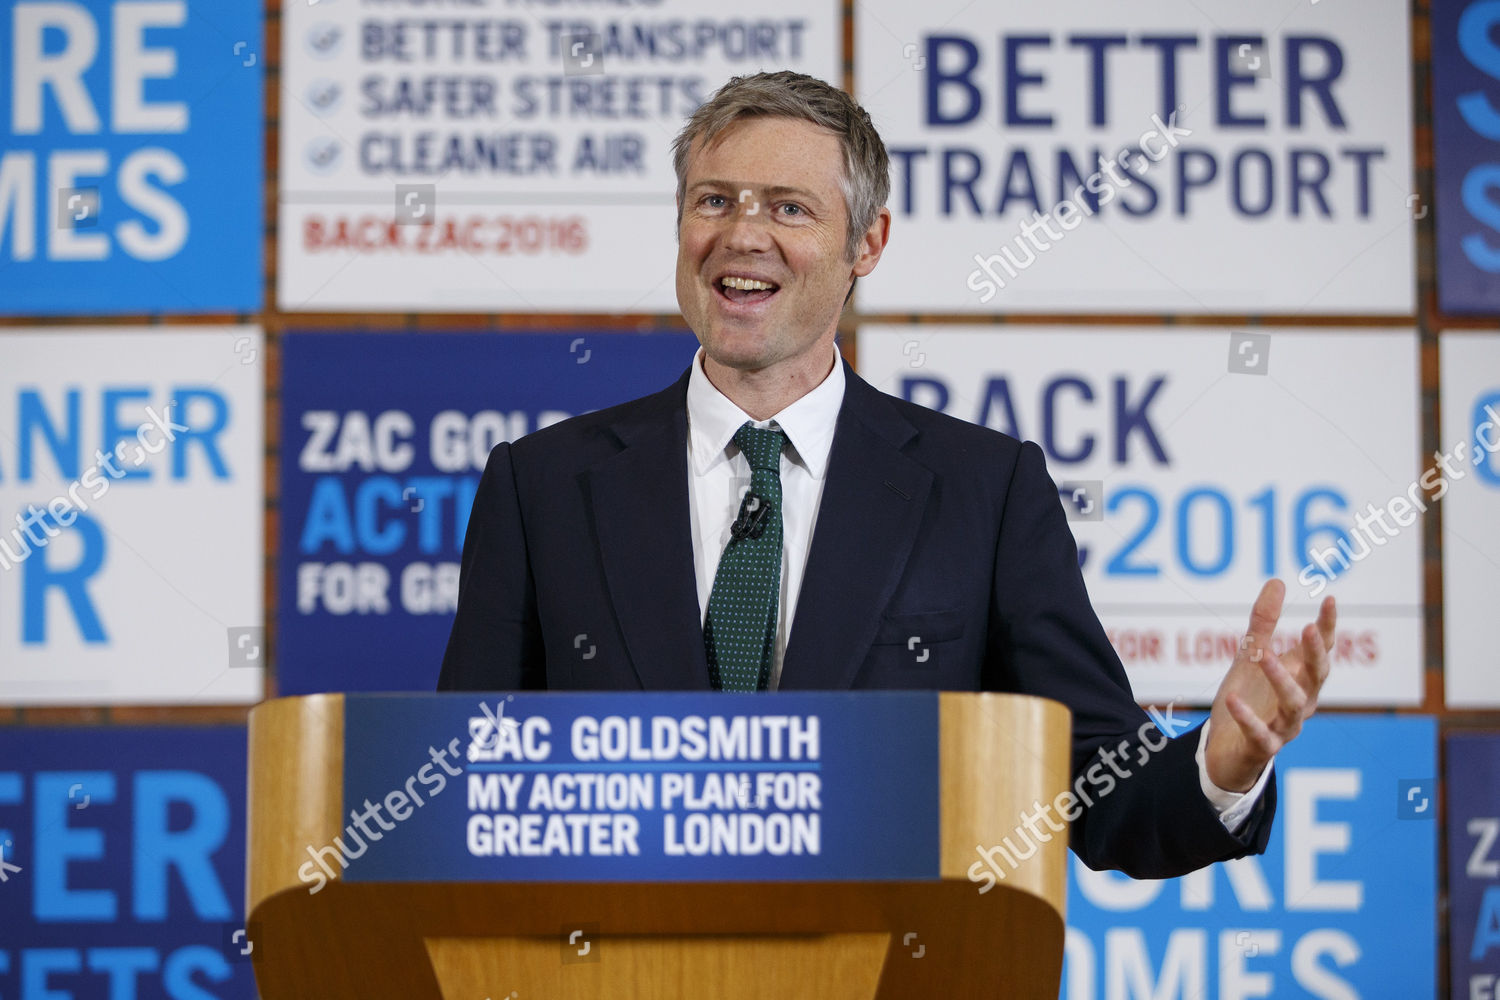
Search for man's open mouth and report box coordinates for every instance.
[716,274,781,304]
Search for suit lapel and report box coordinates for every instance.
[587,372,713,690]
[778,367,933,690]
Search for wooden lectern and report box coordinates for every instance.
[247,692,1071,999]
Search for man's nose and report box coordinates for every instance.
[722,195,773,251]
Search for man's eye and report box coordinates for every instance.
[704,195,727,208]
[778,203,804,217]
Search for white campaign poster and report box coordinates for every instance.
[278,2,839,312]
[858,325,1422,706]
[0,329,264,704]
[855,0,1414,314]
[1441,332,1500,707]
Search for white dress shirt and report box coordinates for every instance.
[683,344,1272,831]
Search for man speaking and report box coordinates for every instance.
[438,70,1337,879]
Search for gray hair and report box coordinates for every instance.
[671,71,890,262]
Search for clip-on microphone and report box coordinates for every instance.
[729,492,772,541]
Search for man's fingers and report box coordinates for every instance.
[1316,595,1337,653]
[1227,693,1283,758]
[1245,579,1286,646]
[1260,649,1309,725]
[1304,621,1332,691]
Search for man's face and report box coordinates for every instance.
[675,116,881,379]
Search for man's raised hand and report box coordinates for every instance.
[1204,579,1337,793]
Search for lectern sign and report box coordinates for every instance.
[333,693,939,884]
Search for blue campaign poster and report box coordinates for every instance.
[1448,733,1500,999]
[276,331,700,696]
[1435,0,1500,314]
[1061,714,1436,999]
[0,0,263,314]
[0,726,254,999]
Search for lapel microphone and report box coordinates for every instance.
[729,491,773,541]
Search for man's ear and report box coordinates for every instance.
[843,206,891,306]
[851,206,893,279]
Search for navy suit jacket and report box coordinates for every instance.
[439,360,1275,877]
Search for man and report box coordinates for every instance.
[439,71,1337,879]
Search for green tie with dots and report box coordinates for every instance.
[705,423,787,692]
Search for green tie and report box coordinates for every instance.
[705,423,786,692]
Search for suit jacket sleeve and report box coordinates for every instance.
[984,440,1275,879]
[438,442,545,691]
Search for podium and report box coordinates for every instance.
[247,691,1071,998]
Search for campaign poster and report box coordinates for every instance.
[0,328,264,705]
[1448,733,1500,1000]
[276,330,700,696]
[1433,0,1500,315]
[855,0,1414,314]
[1060,714,1436,998]
[0,0,263,314]
[0,726,255,1000]
[276,1,840,312]
[1440,332,1500,707]
[858,326,1423,706]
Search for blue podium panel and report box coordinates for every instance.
[321,692,940,887]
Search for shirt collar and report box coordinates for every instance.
[686,344,846,479]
